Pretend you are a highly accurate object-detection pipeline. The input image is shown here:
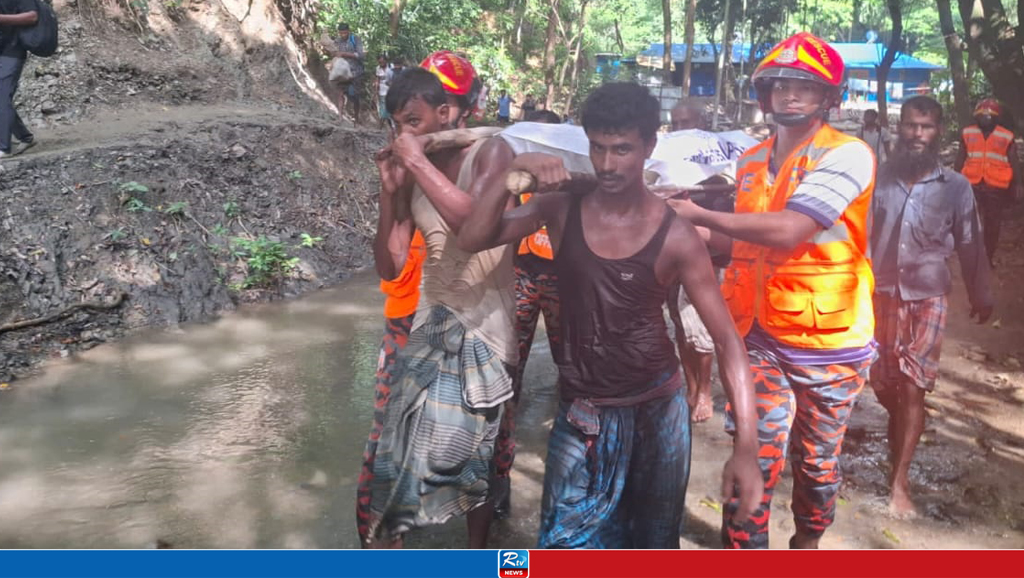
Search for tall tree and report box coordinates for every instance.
[937,0,972,128]
[543,0,561,108]
[958,0,1024,132]
[388,0,404,40]
[876,0,903,126]
[682,0,698,94]
[663,0,674,77]
[711,0,732,129]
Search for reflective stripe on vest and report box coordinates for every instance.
[723,124,876,350]
[516,193,554,260]
[962,125,1014,189]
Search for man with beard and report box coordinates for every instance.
[954,99,1023,268]
[870,96,993,516]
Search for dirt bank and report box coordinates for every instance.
[0,0,389,382]
[0,105,385,382]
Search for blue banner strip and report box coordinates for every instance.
[0,551,504,578]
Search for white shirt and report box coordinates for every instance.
[859,126,891,164]
[376,65,393,96]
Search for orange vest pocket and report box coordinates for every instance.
[812,289,857,330]
[765,290,814,329]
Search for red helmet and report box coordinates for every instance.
[752,32,845,126]
[420,51,481,118]
[974,98,1002,118]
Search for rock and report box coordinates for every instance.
[40,101,58,115]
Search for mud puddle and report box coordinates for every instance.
[0,273,1021,549]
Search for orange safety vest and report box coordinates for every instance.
[515,193,554,260]
[723,124,875,350]
[961,124,1015,189]
[380,230,425,319]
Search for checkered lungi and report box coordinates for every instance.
[871,292,948,392]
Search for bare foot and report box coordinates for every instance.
[888,486,919,518]
[691,391,713,423]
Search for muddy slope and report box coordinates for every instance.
[1,110,384,382]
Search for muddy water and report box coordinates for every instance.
[0,272,557,549]
[2,272,1023,549]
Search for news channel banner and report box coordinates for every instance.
[0,550,535,578]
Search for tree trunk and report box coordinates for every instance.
[938,0,972,128]
[876,0,903,127]
[556,0,589,107]
[543,0,561,110]
[681,0,697,95]
[662,0,673,79]
[566,35,587,114]
[513,0,528,56]
[850,0,862,42]
[388,0,403,41]
[613,19,625,54]
[711,0,733,129]
[958,0,1024,132]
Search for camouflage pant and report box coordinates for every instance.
[355,314,413,544]
[722,349,872,549]
[493,263,560,480]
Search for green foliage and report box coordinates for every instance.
[119,181,149,194]
[212,223,229,236]
[223,201,240,218]
[299,233,324,248]
[163,201,188,216]
[107,228,128,242]
[229,236,300,289]
[124,197,150,212]
[287,170,303,180]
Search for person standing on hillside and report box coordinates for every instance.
[520,94,537,120]
[0,0,38,160]
[332,23,365,123]
[374,54,394,129]
[669,32,877,549]
[954,99,1023,268]
[858,109,891,165]
[870,96,993,516]
[497,90,514,124]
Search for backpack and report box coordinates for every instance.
[18,0,59,58]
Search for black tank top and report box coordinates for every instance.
[554,198,680,400]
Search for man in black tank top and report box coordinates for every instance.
[458,82,762,548]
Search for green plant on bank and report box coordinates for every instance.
[229,235,300,289]
[223,201,240,219]
[124,197,150,212]
[211,223,229,236]
[107,228,128,242]
[119,181,149,194]
[163,201,188,216]
[299,233,324,248]
[287,170,303,181]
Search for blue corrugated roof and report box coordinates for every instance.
[638,42,943,70]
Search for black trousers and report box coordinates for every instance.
[0,55,32,153]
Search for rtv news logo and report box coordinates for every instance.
[498,549,529,578]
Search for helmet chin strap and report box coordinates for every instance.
[771,94,833,127]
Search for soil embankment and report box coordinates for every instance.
[1,0,383,381]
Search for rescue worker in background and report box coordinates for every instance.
[355,50,482,547]
[667,32,877,549]
[954,99,1023,268]
[491,108,562,520]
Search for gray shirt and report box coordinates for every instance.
[870,163,993,308]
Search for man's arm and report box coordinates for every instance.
[668,221,762,522]
[954,136,967,172]
[670,201,820,250]
[373,155,415,281]
[457,152,572,252]
[882,128,892,157]
[671,141,874,251]
[1008,140,1023,200]
[952,177,994,322]
[0,11,38,26]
